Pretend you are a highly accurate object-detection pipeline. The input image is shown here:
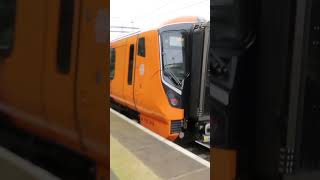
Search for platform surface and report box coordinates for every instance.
[0,146,59,180]
[110,109,210,180]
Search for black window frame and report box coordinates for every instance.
[137,37,145,57]
[127,44,134,85]
[0,0,16,58]
[57,0,75,74]
[110,48,116,80]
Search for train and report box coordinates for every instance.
[110,16,211,146]
[0,0,108,179]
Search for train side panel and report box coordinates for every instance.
[43,0,82,149]
[122,36,137,110]
[110,40,127,105]
[133,32,149,115]
[76,0,109,166]
[0,0,46,123]
[0,0,84,150]
[0,0,109,169]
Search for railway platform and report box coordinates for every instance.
[110,109,210,180]
[0,146,59,180]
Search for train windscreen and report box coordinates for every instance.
[160,30,187,89]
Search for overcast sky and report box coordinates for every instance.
[110,0,210,41]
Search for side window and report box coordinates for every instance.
[137,37,145,57]
[110,48,116,80]
[57,0,74,74]
[127,44,134,85]
[0,0,16,57]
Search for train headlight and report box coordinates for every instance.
[163,85,182,108]
[168,91,179,106]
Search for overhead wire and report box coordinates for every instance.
[133,0,208,21]
[110,0,209,40]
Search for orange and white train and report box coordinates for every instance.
[110,17,210,145]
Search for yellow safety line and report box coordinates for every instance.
[110,136,162,180]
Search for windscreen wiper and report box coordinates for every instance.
[163,65,181,86]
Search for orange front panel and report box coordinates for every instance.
[140,114,179,140]
[133,31,184,139]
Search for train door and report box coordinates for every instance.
[75,0,108,168]
[123,36,137,110]
[134,34,147,111]
[43,0,81,149]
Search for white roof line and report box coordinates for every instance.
[110,30,141,43]
[158,21,197,29]
[110,17,208,43]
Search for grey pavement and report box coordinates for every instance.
[110,111,210,180]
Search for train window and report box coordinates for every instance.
[110,48,116,80]
[161,30,187,89]
[138,37,145,57]
[57,0,74,74]
[127,44,134,84]
[0,0,16,57]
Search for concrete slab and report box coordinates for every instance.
[110,109,210,180]
[173,168,210,180]
[111,114,159,152]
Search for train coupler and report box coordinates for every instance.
[195,116,210,148]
